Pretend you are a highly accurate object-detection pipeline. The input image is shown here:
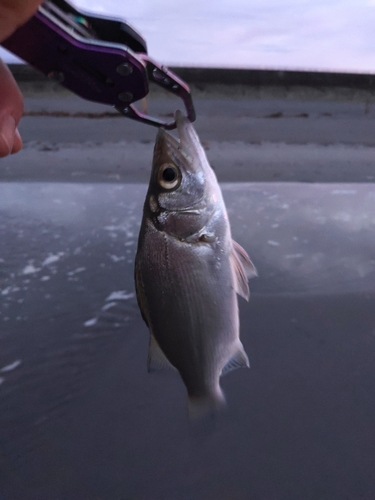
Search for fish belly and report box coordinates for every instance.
[136,222,239,398]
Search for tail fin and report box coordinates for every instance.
[187,389,226,419]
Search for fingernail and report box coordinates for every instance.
[11,127,23,154]
[0,115,16,156]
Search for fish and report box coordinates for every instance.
[135,110,257,417]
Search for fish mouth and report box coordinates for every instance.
[175,110,203,158]
[156,110,202,157]
[173,110,209,174]
[153,112,195,170]
[153,110,209,178]
[153,126,186,169]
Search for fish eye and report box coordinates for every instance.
[158,163,181,190]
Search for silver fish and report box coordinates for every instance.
[135,111,257,416]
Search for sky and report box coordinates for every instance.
[1,0,375,73]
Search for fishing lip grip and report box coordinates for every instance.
[1,0,196,129]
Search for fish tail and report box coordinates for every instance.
[187,388,226,419]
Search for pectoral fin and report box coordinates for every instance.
[221,343,250,376]
[230,239,257,301]
[148,334,176,372]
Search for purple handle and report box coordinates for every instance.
[2,9,148,106]
[1,2,196,128]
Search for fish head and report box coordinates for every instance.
[147,111,219,214]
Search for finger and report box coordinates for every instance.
[0,1,43,41]
[0,59,24,157]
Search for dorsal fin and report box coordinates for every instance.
[230,239,257,301]
[221,344,250,376]
[147,334,176,373]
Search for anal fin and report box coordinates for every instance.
[221,343,250,376]
[148,334,176,373]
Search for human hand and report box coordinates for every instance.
[0,0,42,157]
[0,58,23,156]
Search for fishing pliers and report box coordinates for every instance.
[1,0,196,129]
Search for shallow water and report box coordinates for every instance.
[1,182,374,499]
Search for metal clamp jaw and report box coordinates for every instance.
[1,0,196,129]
